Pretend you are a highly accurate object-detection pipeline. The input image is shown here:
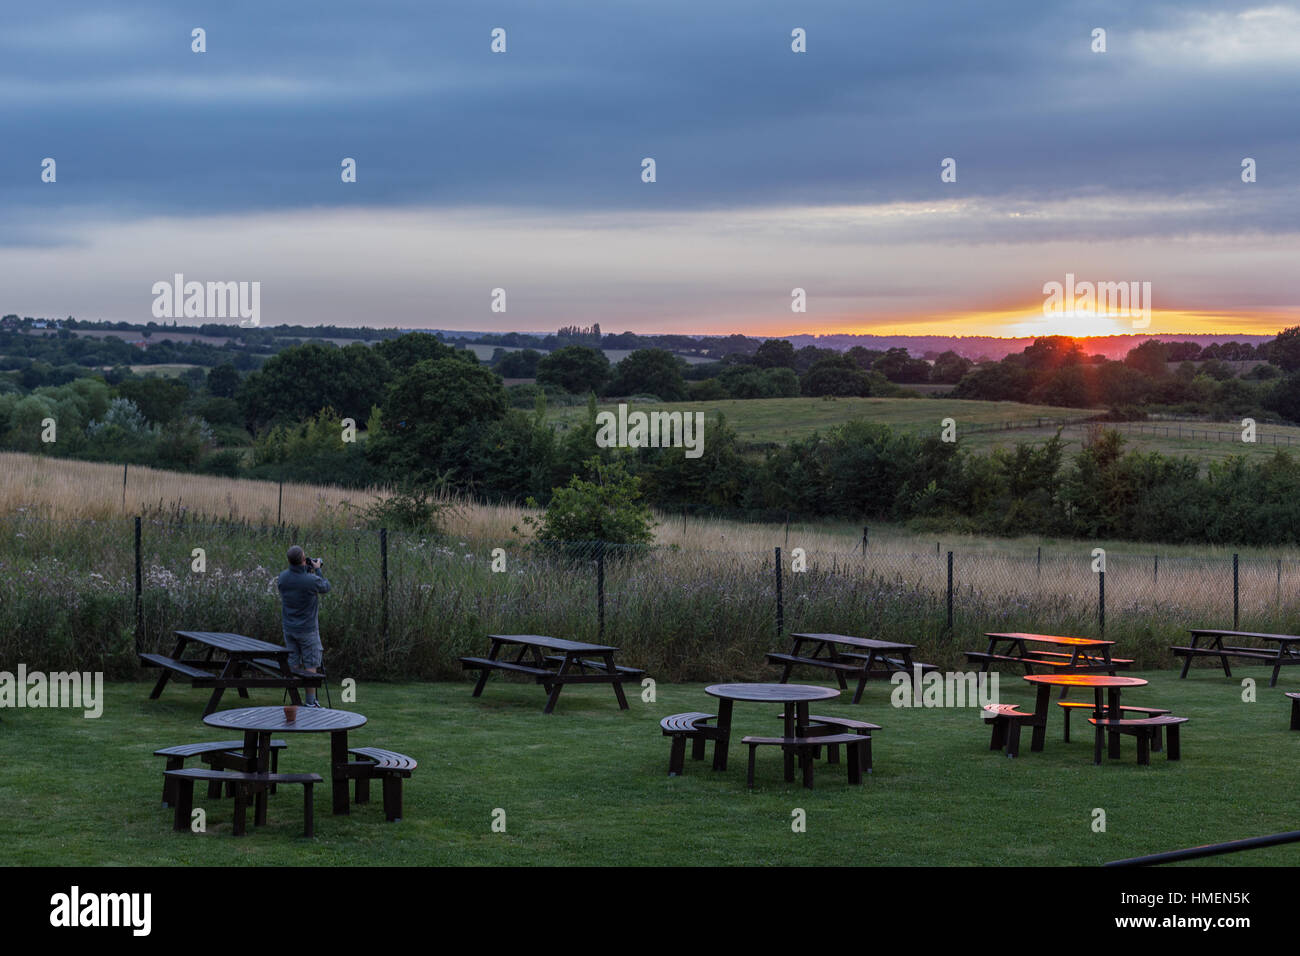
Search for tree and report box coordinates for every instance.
[753,339,797,369]
[873,347,930,383]
[1123,339,1169,378]
[801,356,874,397]
[606,349,688,400]
[521,457,656,547]
[1268,327,1300,372]
[206,362,241,398]
[494,348,542,378]
[367,357,508,484]
[114,377,190,426]
[373,332,465,373]
[930,351,973,384]
[535,345,611,395]
[1265,373,1300,423]
[237,342,391,429]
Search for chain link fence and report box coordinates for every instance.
[4,513,1300,682]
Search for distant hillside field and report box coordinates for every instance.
[548,395,1300,465]
[549,396,1099,445]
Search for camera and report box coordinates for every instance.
[305,556,323,570]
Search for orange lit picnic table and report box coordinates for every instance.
[1023,674,1148,763]
[978,632,1123,673]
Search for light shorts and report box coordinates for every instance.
[284,630,323,670]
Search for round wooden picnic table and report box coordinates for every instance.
[1022,674,1148,763]
[204,706,367,820]
[704,683,840,773]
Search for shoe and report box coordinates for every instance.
[305,699,323,708]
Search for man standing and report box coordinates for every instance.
[277,545,331,708]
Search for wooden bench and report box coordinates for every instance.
[837,652,939,676]
[1027,650,1134,669]
[459,657,555,680]
[765,653,864,676]
[542,655,646,678]
[981,703,1039,757]
[1171,644,1277,674]
[154,739,289,806]
[140,653,216,683]
[1088,716,1188,766]
[1057,703,1170,745]
[660,712,720,776]
[777,713,880,771]
[346,747,417,822]
[741,734,866,789]
[1287,692,1300,730]
[163,768,320,836]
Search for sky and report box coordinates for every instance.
[2,0,1298,339]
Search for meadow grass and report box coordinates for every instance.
[2,671,1297,866]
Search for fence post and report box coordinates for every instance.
[1154,554,1158,585]
[861,527,868,555]
[775,547,784,642]
[597,542,606,641]
[122,463,128,514]
[946,551,953,634]
[1233,553,1239,630]
[1036,546,1041,579]
[380,528,389,643]
[1278,559,1282,606]
[134,515,143,646]
[1098,566,1106,636]
[278,481,284,526]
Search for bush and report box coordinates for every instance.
[361,484,453,535]
[519,457,656,550]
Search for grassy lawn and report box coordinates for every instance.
[3,669,1297,866]
[550,396,1097,445]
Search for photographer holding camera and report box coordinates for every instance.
[277,545,331,708]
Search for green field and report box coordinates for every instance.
[551,396,1098,445]
[3,672,1297,866]
[551,396,1300,465]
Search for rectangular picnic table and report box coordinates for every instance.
[970,632,1125,676]
[141,630,323,715]
[768,632,936,705]
[1174,629,1300,687]
[460,634,646,714]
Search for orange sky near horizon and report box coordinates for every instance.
[745,307,1298,341]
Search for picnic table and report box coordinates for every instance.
[704,683,840,773]
[767,632,936,704]
[204,705,367,819]
[1173,629,1300,687]
[460,634,646,714]
[141,630,323,715]
[968,632,1128,678]
[1023,674,1148,762]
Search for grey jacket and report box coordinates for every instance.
[277,564,331,636]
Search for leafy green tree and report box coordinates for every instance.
[801,356,874,396]
[521,457,656,546]
[606,349,688,400]
[237,342,391,429]
[535,345,611,395]
[872,348,930,383]
[754,339,797,369]
[493,348,542,378]
[114,377,190,426]
[206,363,241,398]
[1123,339,1170,378]
[930,351,972,384]
[373,332,465,373]
[367,357,508,484]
